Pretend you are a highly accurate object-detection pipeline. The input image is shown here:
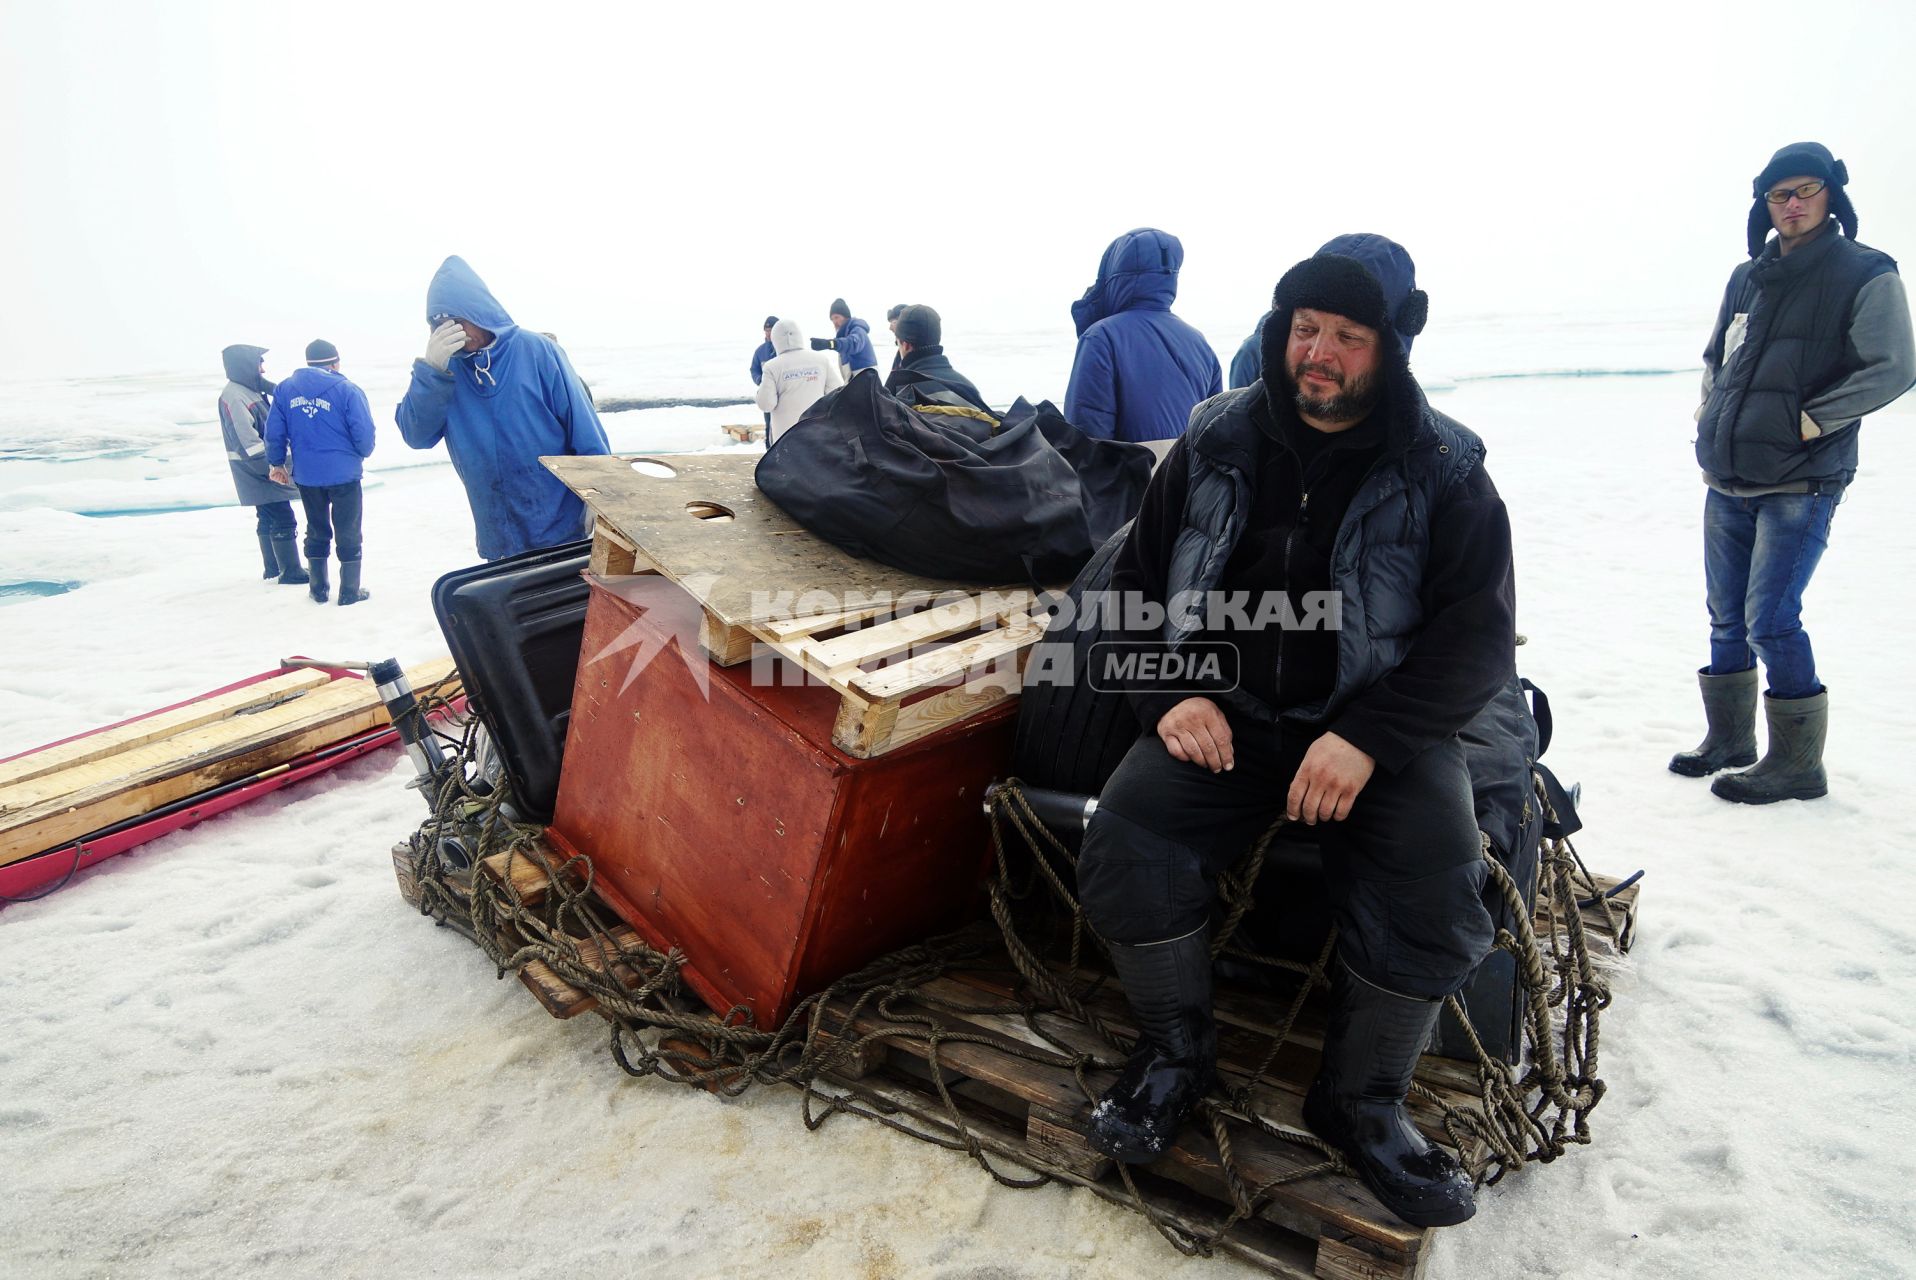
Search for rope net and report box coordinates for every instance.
[400,709,1624,1256]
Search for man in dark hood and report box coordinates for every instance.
[1071,234,1515,1230]
[396,256,612,561]
[1063,228,1222,441]
[217,344,307,586]
[883,305,988,412]
[1674,143,1914,803]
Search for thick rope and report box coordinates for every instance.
[402,729,1621,1255]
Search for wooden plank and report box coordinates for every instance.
[520,960,597,1018]
[1316,1232,1431,1280]
[699,613,758,666]
[831,994,1424,1257]
[847,613,1046,702]
[0,660,457,867]
[800,589,1038,675]
[821,1071,1324,1280]
[0,668,332,789]
[940,968,1481,1129]
[1027,1105,1112,1180]
[545,453,1038,631]
[518,926,648,1021]
[392,843,421,908]
[480,849,555,905]
[834,664,1025,758]
[753,597,909,644]
[589,519,642,577]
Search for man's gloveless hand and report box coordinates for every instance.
[1286,731,1375,825]
[1157,696,1234,773]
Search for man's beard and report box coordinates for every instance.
[1285,360,1381,425]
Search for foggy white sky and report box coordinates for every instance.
[2,0,1912,379]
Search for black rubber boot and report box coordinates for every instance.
[1303,961,1476,1228]
[257,534,280,580]
[1712,689,1828,804]
[1669,666,1758,776]
[271,537,309,586]
[337,560,370,607]
[307,558,330,604]
[1089,927,1216,1164]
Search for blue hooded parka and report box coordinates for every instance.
[397,257,611,560]
[1063,228,1222,442]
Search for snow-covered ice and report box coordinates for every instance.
[3,324,1914,1278]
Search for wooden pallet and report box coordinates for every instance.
[554,449,1055,757]
[719,422,764,444]
[395,834,1639,1280]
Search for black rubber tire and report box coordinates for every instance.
[1012,525,1142,798]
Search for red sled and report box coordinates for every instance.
[0,660,463,906]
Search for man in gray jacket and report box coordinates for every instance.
[217,344,307,586]
[1674,143,1915,803]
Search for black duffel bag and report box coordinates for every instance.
[755,369,1152,583]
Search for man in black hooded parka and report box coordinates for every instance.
[1073,234,1516,1228]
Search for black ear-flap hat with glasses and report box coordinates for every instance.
[1747,141,1857,257]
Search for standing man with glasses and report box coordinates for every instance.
[1674,144,1914,803]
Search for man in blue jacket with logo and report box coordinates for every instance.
[1064,228,1222,441]
[1674,143,1914,803]
[397,256,612,561]
[268,340,377,605]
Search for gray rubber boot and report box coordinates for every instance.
[257,533,280,579]
[1712,689,1828,804]
[307,558,330,604]
[1669,667,1758,777]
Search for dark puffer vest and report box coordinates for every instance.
[1696,230,1896,488]
[1162,378,1487,728]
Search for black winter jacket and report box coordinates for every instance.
[884,347,988,412]
[1108,369,1516,773]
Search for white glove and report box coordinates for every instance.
[423,320,466,373]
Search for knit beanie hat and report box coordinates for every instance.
[305,338,340,365]
[1747,141,1857,257]
[894,304,941,347]
[762,315,778,329]
[829,297,851,320]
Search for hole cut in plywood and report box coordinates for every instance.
[630,459,678,479]
[685,501,735,522]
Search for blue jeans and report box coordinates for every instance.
[1703,488,1837,699]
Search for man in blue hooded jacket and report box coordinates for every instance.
[1064,229,1222,441]
[397,256,611,561]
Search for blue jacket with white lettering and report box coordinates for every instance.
[267,365,376,487]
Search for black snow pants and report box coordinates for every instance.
[1077,722,1495,1000]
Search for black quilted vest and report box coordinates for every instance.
[1696,231,1895,488]
[1163,381,1485,728]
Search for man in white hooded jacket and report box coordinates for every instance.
[754,318,843,443]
